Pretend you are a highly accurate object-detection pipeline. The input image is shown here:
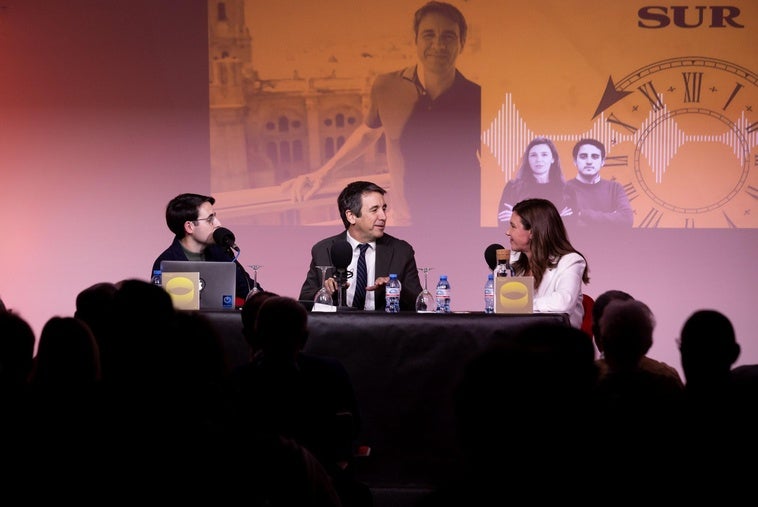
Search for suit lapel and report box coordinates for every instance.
[375,235,392,277]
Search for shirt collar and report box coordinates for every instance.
[345,232,375,251]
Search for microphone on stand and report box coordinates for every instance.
[213,227,240,254]
[330,240,353,308]
[484,243,505,271]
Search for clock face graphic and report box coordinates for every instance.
[593,57,757,228]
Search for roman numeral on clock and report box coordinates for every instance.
[638,81,664,111]
[607,113,638,134]
[723,212,738,229]
[622,182,638,201]
[639,207,662,228]
[604,155,628,167]
[682,72,703,103]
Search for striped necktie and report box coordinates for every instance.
[352,243,369,309]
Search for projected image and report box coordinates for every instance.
[209,1,757,229]
[208,0,481,228]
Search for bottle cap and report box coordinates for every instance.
[496,249,510,261]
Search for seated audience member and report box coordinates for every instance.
[594,300,684,420]
[239,290,280,360]
[678,309,757,420]
[0,295,6,312]
[74,281,118,379]
[0,310,36,437]
[677,309,757,495]
[30,316,102,389]
[26,316,104,460]
[0,310,35,391]
[420,322,597,505]
[299,180,422,310]
[152,193,257,303]
[505,198,589,328]
[592,290,682,386]
[232,295,369,507]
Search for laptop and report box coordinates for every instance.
[160,260,237,310]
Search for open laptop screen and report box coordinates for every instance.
[160,260,236,310]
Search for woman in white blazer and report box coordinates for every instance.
[505,198,590,328]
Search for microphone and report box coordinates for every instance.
[484,243,505,271]
[330,240,354,308]
[213,227,239,252]
[330,240,353,271]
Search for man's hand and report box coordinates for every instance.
[281,170,326,202]
[366,276,390,292]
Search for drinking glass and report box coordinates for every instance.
[314,265,334,305]
[245,264,263,301]
[415,267,436,313]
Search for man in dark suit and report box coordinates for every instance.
[299,181,423,311]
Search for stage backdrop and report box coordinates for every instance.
[1,0,757,376]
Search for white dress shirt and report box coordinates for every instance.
[346,235,376,310]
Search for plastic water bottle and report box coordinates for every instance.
[435,275,451,313]
[385,273,401,313]
[151,269,162,286]
[484,273,495,313]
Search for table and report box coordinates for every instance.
[203,309,570,488]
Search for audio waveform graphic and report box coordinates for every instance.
[482,93,757,183]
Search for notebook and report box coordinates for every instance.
[160,260,236,310]
[494,276,534,314]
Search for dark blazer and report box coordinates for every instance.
[299,232,423,311]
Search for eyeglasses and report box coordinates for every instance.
[193,213,217,225]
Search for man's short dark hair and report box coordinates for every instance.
[337,181,386,229]
[165,193,215,238]
[413,1,467,45]
[572,138,606,160]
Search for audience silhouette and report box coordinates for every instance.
[421,322,598,505]
[0,310,36,442]
[6,282,758,505]
[74,281,118,378]
[592,289,682,386]
[233,295,370,507]
[677,309,758,498]
[0,309,35,391]
[592,298,685,478]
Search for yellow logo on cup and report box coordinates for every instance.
[164,275,197,307]
[498,280,530,310]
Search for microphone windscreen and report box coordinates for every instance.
[484,243,505,271]
[330,241,353,270]
[213,227,236,247]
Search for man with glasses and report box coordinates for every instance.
[152,193,256,302]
